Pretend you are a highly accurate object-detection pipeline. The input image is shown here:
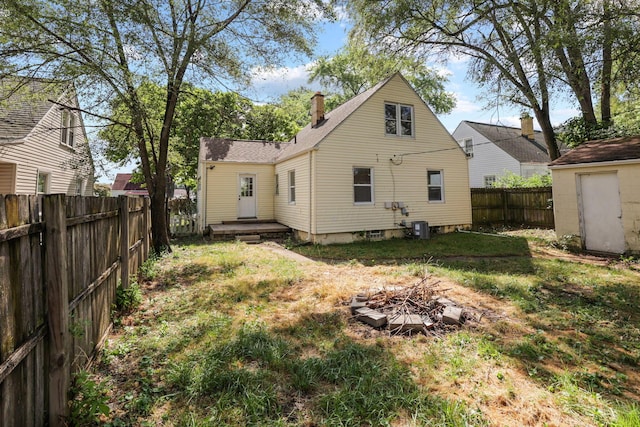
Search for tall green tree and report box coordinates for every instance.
[348,0,640,159]
[309,37,456,114]
[1,0,329,254]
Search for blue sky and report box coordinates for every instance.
[244,18,580,134]
[99,13,580,182]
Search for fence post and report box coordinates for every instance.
[502,189,509,226]
[119,196,130,289]
[44,194,70,427]
[142,197,149,262]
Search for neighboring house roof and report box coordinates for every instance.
[112,173,148,194]
[463,120,551,163]
[0,78,65,143]
[549,135,640,167]
[199,138,289,164]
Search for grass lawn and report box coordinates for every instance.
[84,231,640,426]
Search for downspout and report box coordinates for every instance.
[308,151,313,242]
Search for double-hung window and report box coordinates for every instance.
[353,167,373,204]
[462,138,473,157]
[427,170,444,202]
[37,171,49,194]
[61,110,75,147]
[484,175,496,188]
[288,170,295,204]
[385,103,413,136]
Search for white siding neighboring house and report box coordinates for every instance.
[452,117,552,187]
[0,78,94,195]
[197,73,472,244]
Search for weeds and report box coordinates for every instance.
[115,281,142,312]
[69,370,110,426]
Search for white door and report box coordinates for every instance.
[238,174,256,218]
[578,172,625,253]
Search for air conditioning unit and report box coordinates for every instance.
[411,221,430,240]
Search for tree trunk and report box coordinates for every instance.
[601,0,613,125]
[533,108,561,160]
[149,178,171,254]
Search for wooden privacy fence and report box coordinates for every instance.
[0,194,151,427]
[471,187,554,228]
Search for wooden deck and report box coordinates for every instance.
[208,221,290,238]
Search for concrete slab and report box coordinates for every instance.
[442,306,463,325]
[350,298,367,314]
[355,307,388,328]
[389,314,425,333]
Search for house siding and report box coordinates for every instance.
[0,162,16,194]
[274,154,310,233]
[203,162,275,225]
[552,162,640,253]
[313,75,471,235]
[0,93,94,195]
[452,122,520,187]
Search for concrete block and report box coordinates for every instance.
[389,314,425,332]
[442,306,463,325]
[354,294,369,302]
[350,298,367,314]
[236,234,260,243]
[355,307,388,328]
[434,296,456,307]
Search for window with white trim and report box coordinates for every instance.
[288,170,295,204]
[75,177,84,195]
[385,103,413,136]
[353,167,373,204]
[484,175,496,188]
[37,171,49,194]
[427,170,444,202]
[462,138,473,157]
[61,110,75,147]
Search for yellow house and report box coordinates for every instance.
[549,135,640,254]
[197,73,472,244]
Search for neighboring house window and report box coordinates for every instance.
[275,174,279,195]
[75,178,84,195]
[61,110,75,147]
[484,175,496,188]
[288,170,295,204]
[427,170,444,202]
[353,167,374,204]
[462,138,473,157]
[385,103,413,136]
[37,172,49,194]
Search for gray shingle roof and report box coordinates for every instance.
[199,138,289,163]
[549,135,640,166]
[0,78,64,143]
[464,120,551,163]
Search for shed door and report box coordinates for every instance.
[578,172,625,253]
[238,174,256,218]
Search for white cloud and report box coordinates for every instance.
[248,63,322,100]
[452,92,481,114]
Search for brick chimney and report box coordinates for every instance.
[311,92,324,128]
[520,114,534,140]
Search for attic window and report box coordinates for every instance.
[462,138,473,157]
[61,110,75,147]
[385,103,413,137]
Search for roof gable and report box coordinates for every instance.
[463,120,551,163]
[0,78,66,144]
[275,74,397,161]
[549,135,640,166]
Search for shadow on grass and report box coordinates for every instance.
[292,232,533,266]
[168,323,488,427]
[440,255,640,399]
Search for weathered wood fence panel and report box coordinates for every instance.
[0,194,151,426]
[471,187,554,228]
